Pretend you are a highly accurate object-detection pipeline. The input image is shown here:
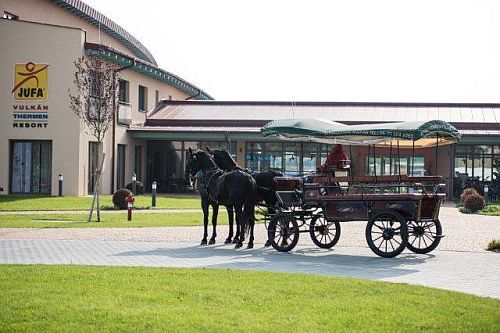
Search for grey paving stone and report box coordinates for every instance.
[0,239,499,299]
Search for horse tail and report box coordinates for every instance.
[243,174,257,236]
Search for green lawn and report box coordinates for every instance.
[0,194,200,211]
[0,265,498,332]
[458,203,500,216]
[0,211,230,228]
[479,204,500,216]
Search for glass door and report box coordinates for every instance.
[10,141,52,194]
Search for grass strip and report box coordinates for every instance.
[0,212,228,228]
[0,265,498,332]
[0,194,201,211]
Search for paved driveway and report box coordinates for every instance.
[0,204,499,299]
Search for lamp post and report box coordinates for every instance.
[132,172,137,195]
[152,181,157,207]
[484,184,489,202]
[58,174,63,197]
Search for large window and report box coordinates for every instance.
[455,145,499,181]
[10,141,52,194]
[138,85,148,111]
[245,142,332,175]
[365,155,425,176]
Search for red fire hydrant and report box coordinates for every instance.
[125,195,135,221]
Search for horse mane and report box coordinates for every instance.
[193,150,217,169]
[212,149,239,170]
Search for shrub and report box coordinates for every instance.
[125,181,144,195]
[486,239,500,252]
[112,188,133,209]
[463,193,485,213]
[460,188,478,204]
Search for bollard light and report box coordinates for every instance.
[132,172,137,195]
[484,184,489,202]
[152,181,157,207]
[58,173,63,197]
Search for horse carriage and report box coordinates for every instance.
[185,118,460,257]
[260,119,461,258]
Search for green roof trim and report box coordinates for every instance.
[85,47,213,100]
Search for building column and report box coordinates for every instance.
[236,140,246,167]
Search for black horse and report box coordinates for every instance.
[185,148,257,248]
[209,148,283,246]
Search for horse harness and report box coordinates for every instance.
[197,168,226,204]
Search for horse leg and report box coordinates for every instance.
[247,218,255,249]
[234,204,244,249]
[264,203,275,247]
[209,204,218,245]
[201,199,209,245]
[232,211,240,244]
[225,206,234,244]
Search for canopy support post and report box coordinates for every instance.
[373,144,377,183]
[435,136,439,175]
[367,144,371,177]
[389,142,393,175]
[397,140,401,192]
[412,141,415,176]
[349,145,354,182]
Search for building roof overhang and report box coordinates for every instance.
[85,43,212,100]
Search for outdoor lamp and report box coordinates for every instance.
[152,181,157,190]
[58,174,63,182]
[132,173,137,182]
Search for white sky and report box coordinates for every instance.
[83,0,500,103]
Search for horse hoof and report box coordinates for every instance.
[200,240,207,245]
[264,240,272,247]
[234,242,243,249]
[224,238,232,244]
[247,243,254,249]
[232,238,239,244]
[208,239,216,245]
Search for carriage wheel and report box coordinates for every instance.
[309,213,341,249]
[366,211,408,258]
[268,213,299,252]
[406,220,442,254]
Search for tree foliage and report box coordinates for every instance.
[69,56,118,143]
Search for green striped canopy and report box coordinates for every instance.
[261,119,461,147]
[260,118,350,143]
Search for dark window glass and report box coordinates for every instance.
[138,86,147,111]
[117,145,126,189]
[134,146,142,182]
[119,80,129,103]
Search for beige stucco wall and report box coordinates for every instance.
[0,15,195,196]
[0,19,85,195]
[0,0,139,61]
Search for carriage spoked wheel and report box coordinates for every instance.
[366,211,408,258]
[406,220,442,254]
[309,213,341,249]
[267,213,299,252]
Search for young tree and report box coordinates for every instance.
[69,56,118,222]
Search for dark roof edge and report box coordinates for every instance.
[156,100,500,108]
